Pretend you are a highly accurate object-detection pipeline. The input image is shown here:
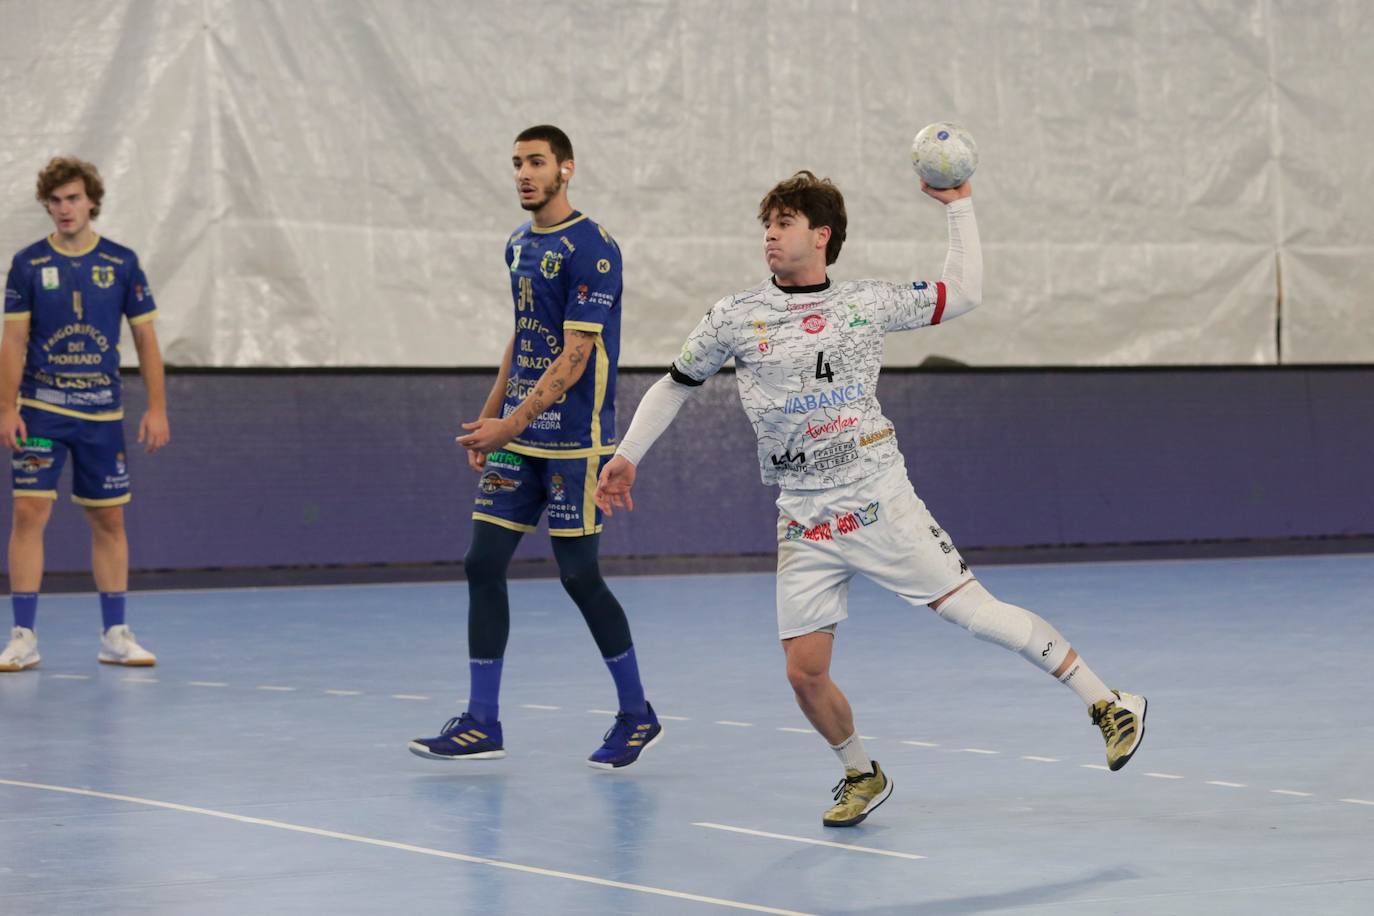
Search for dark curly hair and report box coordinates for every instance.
[757,170,847,265]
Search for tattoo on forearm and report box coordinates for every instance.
[512,334,596,429]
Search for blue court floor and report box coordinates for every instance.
[2,554,1372,915]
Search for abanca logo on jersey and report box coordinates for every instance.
[783,382,865,414]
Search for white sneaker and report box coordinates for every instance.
[0,626,40,671]
[98,624,156,667]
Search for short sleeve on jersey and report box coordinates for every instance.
[4,255,31,319]
[672,296,737,383]
[124,256,157,325]
[873,279,947,332]
[563,231,621,333]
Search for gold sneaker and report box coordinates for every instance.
[1091,690,1147,771]
[822,760,892,827]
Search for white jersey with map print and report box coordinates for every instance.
[672,275,953,490]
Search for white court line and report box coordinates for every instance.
[1206,781,1246,788]
[588,709,619,716]
[48,674,90,680]
[901,740,939,748]
[324,689,362,696]
[716,721,754,727]
[1270,789,1313,797]
[188,681,228,688]
[658,715,690,721]
[522,704,560,710]
[693,823,925,861]
[1340,798,1374,806]
[0,779,814,916]
[1081,764,1109,771]
[390,694,430,701]
[778,727,813,734]
[257,685,296,692]
[960,748,998,755]
[1022,756,1059,763]
[1145,772,1184,780]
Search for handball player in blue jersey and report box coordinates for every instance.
[409,126,661,768]
[0,157,170,672]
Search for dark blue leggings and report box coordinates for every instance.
[464,521,632,659]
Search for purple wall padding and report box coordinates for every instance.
[6,368,1371,574]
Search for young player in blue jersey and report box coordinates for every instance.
[409,126,661,768]
[0,157,170,672]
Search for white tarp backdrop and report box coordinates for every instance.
[1,0,1370,367]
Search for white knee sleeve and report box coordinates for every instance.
[932,581,1071,674]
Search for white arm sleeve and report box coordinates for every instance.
[939,197,982,321]
[614,373,697,466]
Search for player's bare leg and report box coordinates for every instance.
[0,497,50,671]
[85,505,154,666]
[8,497,50,592]
[783,629,891,826]
[930,579,1146,770]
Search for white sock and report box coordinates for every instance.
[1058,653,1115,706]
[830,732,872,774]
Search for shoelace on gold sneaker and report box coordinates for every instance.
[831,771,870,802]
[1093,702,1120,744]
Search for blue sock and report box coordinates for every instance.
[468,658,504,725]
[604,645,648,716]
[100,592,126,631]
[12,593,38,630]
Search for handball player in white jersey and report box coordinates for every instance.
[595,170,1146,827]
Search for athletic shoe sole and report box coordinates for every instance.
[0,659,40,672]
[407,742,507,761]
[586,727,664,770]
[98,656,156,667]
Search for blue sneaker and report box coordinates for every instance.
[408,713,506,760]
[587,702,663,769]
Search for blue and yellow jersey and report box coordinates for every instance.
[502,211,621,457]
[4,235,157,420]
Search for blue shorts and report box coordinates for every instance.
[471,450,606,537]
[11,406,131,506]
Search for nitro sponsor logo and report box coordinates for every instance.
[784,383,865,414]
[486,450,523,467]
[860,427,894,447]
[805,415,859,439]
[801,314,826,334]
[810,440,858,471]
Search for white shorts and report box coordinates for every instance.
[774,461,971,639]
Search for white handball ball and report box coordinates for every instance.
[910,122,978,189]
